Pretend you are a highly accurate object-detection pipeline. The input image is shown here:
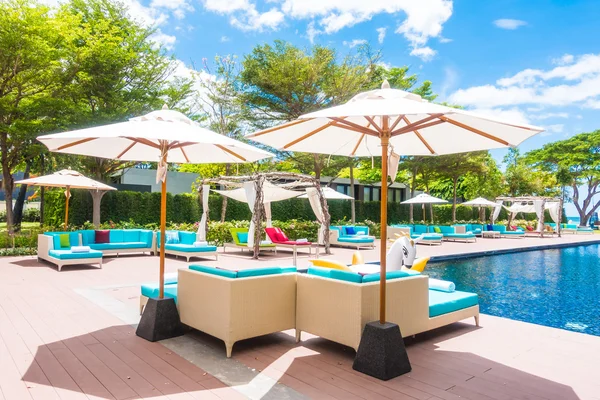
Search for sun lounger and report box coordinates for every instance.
[38,232,103,272]
[296,268,479,351]
[491,224,525,238]
[431,225,477,242]
[265,227,316,265]
[329,226,375,249]
[156,230,218,261]
[178,265,297,357]
[388,226,442,245]
[223,227,277,254]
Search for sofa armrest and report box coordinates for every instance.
[37,234,53,259]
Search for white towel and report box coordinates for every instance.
[71,246,91,253]
[349,264,380,275]
[429,278,455,292]
[296,238,308,243]
[260,240,272,245]
[193,241,208,247]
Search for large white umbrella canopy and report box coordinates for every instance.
[298,186,354,200]
[460,197,499,207]
[15,169,117,229]
[401,193,447,205]
[37,107,273,300]
[247,82,543,325]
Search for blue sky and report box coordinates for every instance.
[47,0,600,216]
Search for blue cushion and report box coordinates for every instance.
[189,265,238,278]
[109,230,124,243]
[446,233,476,239]
[80,230,96,245]
[429,290,479,317]
[307,267,332,279]
[123,230,140,243]
[237,267,281,278]
[280,266,297,274]
[179,231,196,245]
[139,230,153,247]
[338,237,375,243]
[345,226,356,235]
[141,284,178,303]
[362,270,410,283]
[413,225,428,234]
[502,231,524,235]
[237,232,249,244]
[165,244,217,253]
[89,242,148,250]
[165,230,180,244]
[49,249,103,260]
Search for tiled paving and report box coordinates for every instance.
[1,235,599,399]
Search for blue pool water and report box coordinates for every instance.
[426,244,600,336]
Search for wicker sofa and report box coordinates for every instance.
[295,268,479,351]
[156,230,218,261]
[79,229,155,256]
[177,265,297,357]
[329,226,375,249]
[38,232,103,272]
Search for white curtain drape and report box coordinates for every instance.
[197,184,210,241]
[388,151,400,181]
[491,200,503,224]
[244,181,257,248]
[547,202,560,224]
[264,202,272,228]
[533,200,544,231]
[307,188,325,244]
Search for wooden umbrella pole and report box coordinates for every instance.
[64,186,70,230]
[379,122,390,325]
[159,151,168,299]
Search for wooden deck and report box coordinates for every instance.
[1,237,599,399]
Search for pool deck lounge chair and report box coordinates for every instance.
[562,223,594,235]
[296,268,479,351]
[156,231,218,261]
[431,225,477,243]
[38,232,103,272]
[329,225,375,249]
[223,228,277,254]
[388,225,443,245]
[265,227,317,265]
[492,224,525,238]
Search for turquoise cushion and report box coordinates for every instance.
[179,231,196,245]
[329,269,362,283]
[80,230,95,245]
[237,232,249,244]
[141,283,178,303]
[502,231,524,235]
[329,226,342,234]
[338,237,374,243]
[123,230,140,243]
[446,233,476,239]
[109,230,124,243]
[412,233,442,240]
[437,226,455,234]
[362,270,410,283]
[49,249,103,260]
[429,290,479,317]
[237,267,281,278]
[46,232,79,249]
[413,225,428,234]
[280,266,297,274]
[307,266,331,279]
[354,226,369,235]
[492,225,507,232]
[139,230,153,247]
[165,244,217,253]
[189,265,238,278]
[89,242,148,250]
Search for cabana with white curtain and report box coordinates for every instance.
[495,196,564,237]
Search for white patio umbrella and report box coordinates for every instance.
[248,81,543,327]
[401,193,447,223]
[298,186,354,200]
[459,197,499,222]
[15,169,116,229]
[37,107,273,301]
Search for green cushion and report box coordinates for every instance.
[429,290,478,317]
[362,270,410,283]
[433,226,441,233]
[49,249,103,260]
[237,232,249,244]
[109,229,124,243]
[89,242,148,250]
[164,244,217,252]
[123,230,140,243]
[46,232,79,249]
[237,267,281,278]
[189,265,238,278]
[141,283,178,303]
[59,234,71,248]
[179,231,196,245]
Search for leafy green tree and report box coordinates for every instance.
[526,131,600,225]
[504,148,557,198]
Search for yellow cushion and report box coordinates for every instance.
[351,251,364,265]
[411,256,430,272]
[309,259,352,271]
[59,233,70,248]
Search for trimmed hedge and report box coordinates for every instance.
[42,189,562,227]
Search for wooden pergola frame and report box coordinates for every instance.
[496,196,564,237]
[201,172,331,258]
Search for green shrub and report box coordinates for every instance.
[0,247,37,256]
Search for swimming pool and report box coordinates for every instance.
[426,244,600,336]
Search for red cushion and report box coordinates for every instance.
[265,227,278,242]
[279,231,289,241]
[95,230,110,243]
[526,226,534,231]
[274,232,286,242]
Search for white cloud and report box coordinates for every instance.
[199,0,452,59]
[440,66,458,98]
[439,36,452,43]
[410,46,436,62]
[343,39,367,48]
[553,54,574,66]
[220,36,231,42]
[151,30,177,50]
[448,53,600,109]
[493,19,527,30]
[377,27,387,44]
[545,124,564,133]
[531,112,569,120]
[471,107,531,126]
[150,0,194,19]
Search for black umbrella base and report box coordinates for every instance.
[136,297,184,342]
[352,321,412,381]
